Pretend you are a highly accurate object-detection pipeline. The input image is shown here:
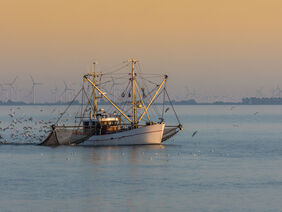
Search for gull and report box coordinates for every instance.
[192,130,198,137]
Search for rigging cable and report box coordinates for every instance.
[102,63,131,75]
[164,87,182,127]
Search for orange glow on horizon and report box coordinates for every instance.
[1,0,282,101]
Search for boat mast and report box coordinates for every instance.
[129,59,137,126]
[93,62,97,118]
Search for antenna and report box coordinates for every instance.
[30,75,42,104]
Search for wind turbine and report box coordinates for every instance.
[0,84,6,102]
[256,86,264,98]
[185,86,197,100]
[4,77,18,101]
[109,76,124,103]
[184,86,190,100]
[271,86,281,98]
[271,87,276,97]
[190,89,196,100]
[30,75,43,104]
[50,86,58,103]
[276,86,282,98]
[60,81,75,103]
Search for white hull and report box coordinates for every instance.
[78,123,165,146]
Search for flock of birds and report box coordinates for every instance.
[0,107,63,144]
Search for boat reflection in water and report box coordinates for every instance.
[87,145,166,165]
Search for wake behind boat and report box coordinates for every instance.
[40,59,182,146]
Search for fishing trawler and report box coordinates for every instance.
[40,59,182,146]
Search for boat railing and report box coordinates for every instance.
[54,125,84,129]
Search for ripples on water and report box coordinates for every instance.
[1,105,282,211]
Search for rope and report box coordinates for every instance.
[78,87,95,126]
[55,87,83,125]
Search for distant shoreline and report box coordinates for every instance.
[171,97,282,105]
[2,97,282,106]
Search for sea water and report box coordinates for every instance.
[1,105,282,211]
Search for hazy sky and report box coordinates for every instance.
[1,0,282,102]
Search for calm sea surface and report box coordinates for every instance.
[1,105,282,212]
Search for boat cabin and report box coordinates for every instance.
[83,112,121,135]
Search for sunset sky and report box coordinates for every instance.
[1,0,282,102]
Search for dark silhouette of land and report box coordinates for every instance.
[171,97,282,105]
[172,97,282,105]
[2,97,282,105]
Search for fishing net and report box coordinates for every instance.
[162,126,180,142]
[40,126,88,146]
